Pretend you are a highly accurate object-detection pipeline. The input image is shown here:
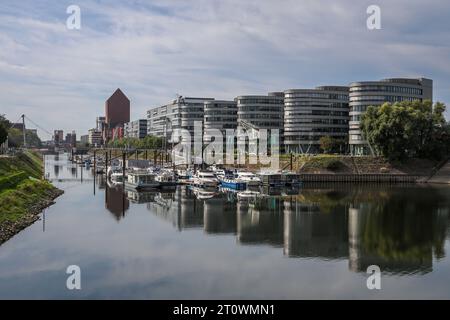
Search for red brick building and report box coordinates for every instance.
[104,88,130,142]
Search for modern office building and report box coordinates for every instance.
[284,86,349,154]
[124,119,147,139]
[53,130,64,146]
[80,135,89,146]
[349,78,433,155]
[236,92,284,130]
[105,88,130,141]
[203,100,237,144]
[96,116,106,144]
[96,116,106,130]
[235,92,284,151]
[88,128,102,146]
[65,131,77,147]
[147,96,214,143]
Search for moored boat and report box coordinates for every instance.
[176,169,192,180]
[236,171,262,186]
[125,171,160,190]
[218,176,247,190]
[155,170,178,188]
[192,170,219,188]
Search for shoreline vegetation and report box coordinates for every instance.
[0,151,63,245]
[283,154,440,176]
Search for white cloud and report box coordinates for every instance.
[1,0,450,137]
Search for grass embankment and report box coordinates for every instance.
[0,151,63,244]
[281,154,439,175]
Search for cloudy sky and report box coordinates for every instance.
[1,0,450,139]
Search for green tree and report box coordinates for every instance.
[319,136,346,154]
[0,123,7,145]
[361,100,449,160]
[319,136,334,153]
[0,114,11,128]
[0,115,11,146]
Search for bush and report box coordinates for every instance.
[326,160,343,171]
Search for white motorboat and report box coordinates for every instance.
[207,165,225,178]
[192,170,219,188]
[107,165,123,177]
[176,169,192,179]
[236,171,262,186]
[214,169,226,179]
[155,170,177,187]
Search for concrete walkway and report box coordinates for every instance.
[428,160,450,184]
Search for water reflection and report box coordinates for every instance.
[53,164,61,177]
[4,154,450,299]
[105,184,129,220]
[40,154,450,278]
[348,188,448,275]
[119,184,450,275]
[70,166,77,177]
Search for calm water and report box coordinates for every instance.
[1,154,450,299]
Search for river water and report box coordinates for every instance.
[0,153,450,299]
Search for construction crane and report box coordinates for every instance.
[237,119,260,139]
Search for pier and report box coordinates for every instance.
[298,173,423,183]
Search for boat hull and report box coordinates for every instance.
[219,179,247,190]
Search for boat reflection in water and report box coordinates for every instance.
[112,183,450,276]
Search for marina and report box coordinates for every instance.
[70,150,308,194]
[1,153,450,299]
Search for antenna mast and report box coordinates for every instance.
[21,114,26,148]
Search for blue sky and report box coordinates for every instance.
[1,0,450,139]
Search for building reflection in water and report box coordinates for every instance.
[237,197,284,247]
[283,198,349,260]
[204,193,237,235]
[104,183,129,221]
[53,164,61,177]
[70,166,77,177]
[116,184,450,275]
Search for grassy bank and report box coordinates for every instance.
[0,150,43,178]
[0,150,63,244]
[281,154,439,176]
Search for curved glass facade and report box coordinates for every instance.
[203,100,237,143]
[349,78,433,155]
[236,93,284,130]
[284,86,349,154]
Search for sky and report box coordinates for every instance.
[1,0,450,140]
